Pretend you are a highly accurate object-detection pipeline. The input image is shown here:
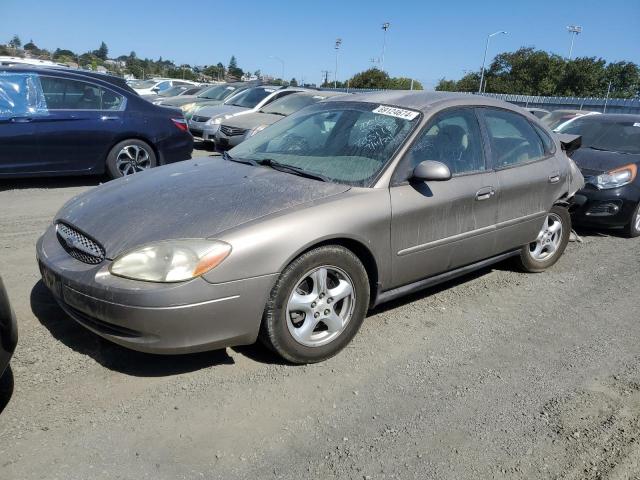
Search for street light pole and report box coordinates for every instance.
[478,30,507,94]
[334,38,342,88]
[269,56,285,82]
[567,25,582,60]
[381,22,390,72]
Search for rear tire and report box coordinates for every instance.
[624,202,640,238]
[259,246,369,364]
[106,139,157,179]
[516,205,571,273]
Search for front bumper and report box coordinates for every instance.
[188,120,218,142]
[213,130,245,150]
[571,183,640,228]
[36,225,277,354]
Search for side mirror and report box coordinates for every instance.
[151,87,160,93]
[412,160,452,181]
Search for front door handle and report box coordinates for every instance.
[100,115,119,121]
[10,117,33,123]
[475,187,496,201]
[548,172,561,184]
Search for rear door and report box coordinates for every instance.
[0,72,44,175]
[390,108,499,287]
[478,107,561,252]
[34,75,126,174]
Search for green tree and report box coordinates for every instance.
[388,77,423,90]
[349,68,390,89]
[289,77,298,86]
[8,35,21,49]
[94,41,109,60]
[227,55,243,79]
[23,39,38,51]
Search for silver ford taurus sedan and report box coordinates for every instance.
[36,92,583,364]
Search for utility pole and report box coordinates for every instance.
[479,31,507,94]
[334,38,342,88]
[567,25,582,60]
[604,80,613,113]
[381,22,390,72]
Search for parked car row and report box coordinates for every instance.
[1,65,639,371]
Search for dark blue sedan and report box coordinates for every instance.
[0,66,193,179]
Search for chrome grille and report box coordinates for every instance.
[56,222,105,265]
[191,115,210,123]
[219,125,247,137]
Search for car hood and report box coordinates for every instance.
[572,148,640,175]
[195,104,247,118]
[157,95,200,107]
[56,158,350,258]
[223,112,283,129]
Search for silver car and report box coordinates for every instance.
[36,92,583,364]
[188,86,303,144]
[213,90,347,149]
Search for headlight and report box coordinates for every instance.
[589,163,637,190]
[110,240,231,283]
[206,117,223,126]
[180,102,196,113]
[247,124,268,137]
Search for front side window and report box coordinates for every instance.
[400,108,485,179]
[39,76,125,111]
[229,102,420,186]
[483,108,545,168]
[199,85,238,100]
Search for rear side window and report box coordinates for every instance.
[39,76,125,111]
[531,122,556,154]
[483,109,546,168]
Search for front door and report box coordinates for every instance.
[390,108,499,288]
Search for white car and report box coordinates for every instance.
[188,86,304,145]
[132,78,198,96]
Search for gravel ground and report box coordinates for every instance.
[1,151,639,479]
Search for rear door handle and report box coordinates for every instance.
[548,172,560,184]
[100,115,119,121]
[475,187,496,201]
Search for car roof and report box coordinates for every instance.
[323,90,519,113]
[567,113,640,123]
[0,64,133,92]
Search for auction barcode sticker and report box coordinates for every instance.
[372,105,420,120]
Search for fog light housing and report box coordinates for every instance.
[586,201,622,216]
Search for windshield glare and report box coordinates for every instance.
[558,118,640,154]
[261,93,321,116]
[199,85,237,100]
[229,103,420,186]
[228,87,274,108]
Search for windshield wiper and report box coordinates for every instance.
[223,151,257,165]
[257,158,330,182]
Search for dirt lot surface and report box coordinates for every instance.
[1,152,639,479]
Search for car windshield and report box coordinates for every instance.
[158,86,187,97]
[229,102,420,187]
[558,118,640,155]
[227,87,275,108]
[136,80,158,88]
[198,85,238,100]
[260,93,324,116]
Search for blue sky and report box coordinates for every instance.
[2,0,639,88]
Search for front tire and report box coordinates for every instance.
[624,202,640,238]
[516,205,571,273]
[259,246,370,364]
[106,139,157,179]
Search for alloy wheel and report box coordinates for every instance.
[115,145,152,176]
[286,266,356,347]
[529,213,563,261]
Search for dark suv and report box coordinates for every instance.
[0,66,193,179]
